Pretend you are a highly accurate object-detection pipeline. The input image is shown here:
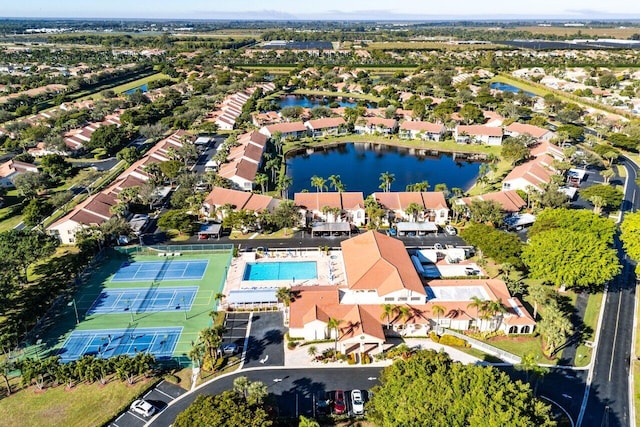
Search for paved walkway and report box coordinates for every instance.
[284,338,480,367]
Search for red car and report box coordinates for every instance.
[334,390,346,414]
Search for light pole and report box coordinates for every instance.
[181,296,187,320]
[67,299,79,324]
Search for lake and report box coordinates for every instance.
[490,82,535,97]
[286,143,482,195]
[277,95,368,109]
[123,83,149,95]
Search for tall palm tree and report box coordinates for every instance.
[404,202,423,222]
[277,174,293,199]
[380,303,397,328]
[310,175,327,192]
[467,296,485,330]
[328,175,344,192]
[379,171,395,192]
[487,300,507,332]
[528,284,549,320]
[255,173,268,194]
[431,304,446,329]
[327,317,343,359]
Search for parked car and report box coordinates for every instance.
[351,389,365,415]
[221,343,239,355]
[130,399,155,417]
[444,225,457,235]
[334,390,346,414]
[316,392,331,415]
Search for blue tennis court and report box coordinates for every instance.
[58,327,182,362]
[111,260,209,282]
[87,286,199,315]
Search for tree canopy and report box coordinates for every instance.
[523,229,620,289]
[621,211,640,273]
[528,208,616,245]
[369,350,554,427]
[460,223,523,267]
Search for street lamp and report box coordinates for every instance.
[67,299,79,324]
[181,296,187,320]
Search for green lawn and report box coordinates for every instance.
[574,292,604,367]
[485,335,556,366]
[78,73,173,101]
[0,377,157,427]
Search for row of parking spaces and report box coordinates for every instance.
[109,380,186,427]
[221,312,250,356]
[278,389,373,419]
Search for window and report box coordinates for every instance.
[384,297,394,302]
[411,297,421,301]
[503,183,511,189]
[398,297,408,302]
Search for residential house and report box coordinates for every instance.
[354,117,398,135]
[502,154,557,192]
[288,231,535,354]
[455,190,527,215]
[259,121,308,140]
[304,117,347,137]
[201,186,280,220]
[0,159,39,187]
[217,131,268,191]
[454,125,503,145]
[399,121,446,141]
[294,192,366,226]
[505,122,556,142]
[530,140,565,160]
[47,131,189,244]
[372,192,449,225]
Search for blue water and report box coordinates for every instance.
[243,261,318,281]
[287,143,481,195]
[490,82,535,97]
[277,95,362,109]
[123,83,149,95]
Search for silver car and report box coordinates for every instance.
[351,389,365,415]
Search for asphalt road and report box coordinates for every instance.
[579,156,640,427]
[147,367,383,426]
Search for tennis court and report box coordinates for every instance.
[58,327,182,363]
[111,260,209,282]
[86,286,199,315]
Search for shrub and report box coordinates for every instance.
[163,374,180,384]
[430,331,440,343]
[287,341,298,350]
[439,335,470,348]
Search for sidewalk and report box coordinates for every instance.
[284,338,480,368]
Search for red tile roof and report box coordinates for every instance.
[399,121,445,133]
[458,190,526,213]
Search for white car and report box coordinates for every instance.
[444,225,457,235]
[351,389,365,415]
[130,399,156,417]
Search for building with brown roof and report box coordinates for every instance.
[259,121,308,139]
[304,117,347,137]
[217,131,267,191]
[0,160,39,187]
[288,232,535,353]
[354,117,398,135]
[294,192,366,226]
[454,125,503,146]
[505,122,555,142]
[502,154,557,192]
[399,121,446,141]
[372,191,449,225]
[456,190,526,214]
[201,186,280,221]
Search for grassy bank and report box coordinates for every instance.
[0,377,157,427]
[574,292,604,367]
[292,89,383,103]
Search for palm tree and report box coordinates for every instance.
[307,346,318,360]
[589,195,605,215]
[255,173,268,194]
[380,303,397,328]
[528,284,550,320]
[328,175,345,192]
[398,306,412,324]
[407,180,430,192]
[327,317,343,359]
[467,296,485,330]
[379,171,395,192]
[431,304,446,329]
[310,175,327,192]
[404,202,423,222]
[487,300,507,332]
[277,174,293,199]
[601,168,615,184]
[299,415,321,427]
[537,301,573,357]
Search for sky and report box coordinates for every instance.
[3,0,640,20]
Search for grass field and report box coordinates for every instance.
[513,26,640,39]
[77,73,172,101]
[366,41,503,50]
[0,376,157,427]
[31,248,233,367]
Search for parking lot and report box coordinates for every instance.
[109,380,186,427]
[242,311,285,368]
[281,388,373,419]
[221,312,251,355]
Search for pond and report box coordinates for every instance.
[286,142,482,196]
[123,83,149,95]
[276,95,369,109]
[490,82,535,97]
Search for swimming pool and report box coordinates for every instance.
[243,261,318,281]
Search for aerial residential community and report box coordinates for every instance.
[3,2,640,426]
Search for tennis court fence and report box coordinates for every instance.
[116,244,234,256]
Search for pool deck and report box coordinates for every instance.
[221,249,346,300]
